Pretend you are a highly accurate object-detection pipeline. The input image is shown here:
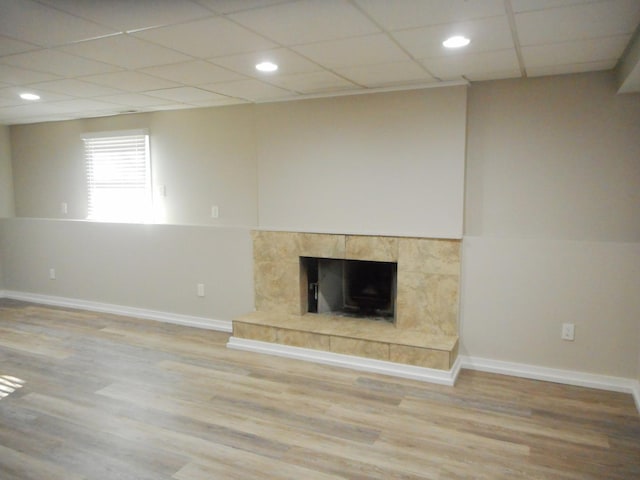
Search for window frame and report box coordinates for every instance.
[82,129,153,224]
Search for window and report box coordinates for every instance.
[82,129,152,223]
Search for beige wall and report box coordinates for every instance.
[255,87,467,238]
[0,125,14,218]
[465,72,640,242]
[462,72,640,378]
[3,72,640,381]
[0,218,254,323]
[0,125,14,289]
[460,237,640,377]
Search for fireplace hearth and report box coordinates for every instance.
[232,231,461,371]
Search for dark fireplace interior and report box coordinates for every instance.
[302,257,397,322]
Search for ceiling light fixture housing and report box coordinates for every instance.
[443,36,471,49]
[19,92,40,101]
[255,61,278,73]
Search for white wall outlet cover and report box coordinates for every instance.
[211,206,219,218]
[561,323,575,341]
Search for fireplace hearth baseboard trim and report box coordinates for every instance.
[227,336,462,386]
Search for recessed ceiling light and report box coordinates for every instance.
[19,92,40,101]
[443,36,470,49]
[255,61,278,73]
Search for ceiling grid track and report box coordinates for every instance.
[504,0,528,78]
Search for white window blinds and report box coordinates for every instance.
[83,130,152,223]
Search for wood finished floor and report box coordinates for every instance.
[0,299,638,480]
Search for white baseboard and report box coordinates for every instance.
[227,336,462,386]
[0,290,232,333]
[461,355,640,413]
[1,290,637,413]
[632,381,640,414]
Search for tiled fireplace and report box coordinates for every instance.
[232,231,461,371]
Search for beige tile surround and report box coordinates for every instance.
[233,231,461,370]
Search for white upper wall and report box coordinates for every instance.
[10,86,467,239]
[11,106,258,227]
[255,87,467,238]
[465,72,640,242]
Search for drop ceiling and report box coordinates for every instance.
[1,0,639,125]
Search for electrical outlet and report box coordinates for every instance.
[211,205,219,218]
[197,283,205,297]
[61,202,68,214]
[561,323,575,341]
[49,268,56,280]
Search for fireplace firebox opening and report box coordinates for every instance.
[302,257,397,322]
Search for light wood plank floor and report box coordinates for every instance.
[0,299,638,479]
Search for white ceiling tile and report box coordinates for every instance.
[0,35,39,56]
[201,79,293,100]
[145,86,230,103]
[527,59,617,77]
[293,34,411,68]
[80,71,181,92]
[0,86,72,103]
[0,98,118,119]
[96,93,174,107]
[268,70,358,93]
[421,49,520,79]
[392,16,514,59]
[1,49,121,77]
[42,98,122,115]
[335,61,435,87]
[0,64,60,85]
[0,95,22,108]
[354,0,506,31]
[4,115,78,124]
[29,79,124,97]
[0,103,63,119]
[515,0,640,45]
[195,0,293,14]
[511,0,600,13]
[145,103,199,112]
[188,97,249,107]
[0,0,638,123]
[0,0,117,47]
[522,35,631,68]
[61,34,191,69]
[132,17,276,58]
[229,0,379,45]
[466,70,522,81]
[141,61,245,85]
[210,48,322,77]
[37,0,214,32]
